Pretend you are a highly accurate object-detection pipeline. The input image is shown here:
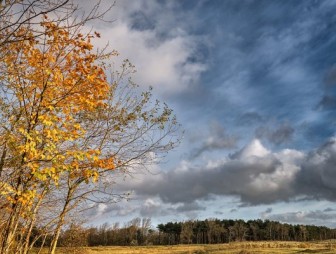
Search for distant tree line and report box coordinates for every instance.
[29,218,336,247]
[156,219,336,245]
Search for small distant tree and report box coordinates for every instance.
[59,224,88,247]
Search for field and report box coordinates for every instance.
[32,241,336,254]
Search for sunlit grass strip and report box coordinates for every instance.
[30,240,336,254]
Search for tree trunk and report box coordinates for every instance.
[0,145,7,177]
[1,205,21,254]
[22,188,47,254]
[49,212,65,254]
[49,186,74,254]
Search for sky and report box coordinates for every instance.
[82,0,336,228]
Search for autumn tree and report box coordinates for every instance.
[229,220,248,242]
[0,0,113,47]
[180,220,194,244]
[0,1,180,254]
[58,223,88,248]
[206,219,225,244]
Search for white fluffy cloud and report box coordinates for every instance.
[115,139,306,205]
[114,137,336,208]
[82,0,207,95]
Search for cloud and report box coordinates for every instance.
[231,139,270,159]
[137,199,207,219]
[139,198,169,217]
[89,197,207,220]
[115,136,336,210]
[324,66,336,87]
[295,138,336,200]
[85,0,207,96]
[116,139,304,205]
[76,0,336,223]
[316,95,336,110]
[189,122,238,158]
[237,112,264,126]
[260,207,273,219]
[88,198,168,219]
[315,65,336,110]
[106,204,137,217]
[255,123,295,145]
[175,202,206,212]
[84,201,137,219]
[266,209,336,226]
[316,66,336,111]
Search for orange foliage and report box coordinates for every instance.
[0,19,115,206]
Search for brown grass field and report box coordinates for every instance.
[31,241,336,254]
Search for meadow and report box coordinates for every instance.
[32,241,336,254]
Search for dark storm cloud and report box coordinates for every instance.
[118,139,302,205]
[117,138,336,207]
[255,123,295,145]
[123,155,287,205]
[163,157,284,205]
[294,138,336,201]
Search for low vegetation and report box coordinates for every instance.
[31,241,336,254]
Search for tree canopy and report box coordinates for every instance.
[0,1,180,253]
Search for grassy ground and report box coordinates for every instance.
[32,241,336,254]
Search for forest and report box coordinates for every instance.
[31,218,336,248]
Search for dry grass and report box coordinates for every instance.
[31,240,336,254]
